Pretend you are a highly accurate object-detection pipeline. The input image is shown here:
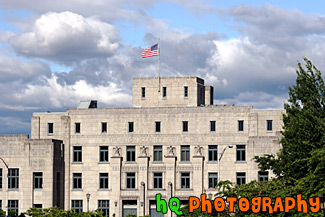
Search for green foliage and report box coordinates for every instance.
[125,214,137,217]
[23,207,104,217]
[0,209,6,217]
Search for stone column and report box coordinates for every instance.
[164,145,177,217]
[138,146,149,216]
[111,146,122,216]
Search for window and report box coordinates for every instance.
[0,168,2,189]
[33,172,43,189]
[267,120,273,131]
[99,173,109,189]
[8,200,18,214]
[75,123,81,134]
[153,146,162,162]
[73,146,82,163]
[180,172,190,189]
[184,86,188,98]
[162,87,167,98]
[126,173,136,189]
[8,168,19,189]
[71,200,83,213]
[236,172,246,185]
[258,171,269,181]
[48,123,53,134]
[182,121,188,132]
[181,145,190,162]
[98,200,109,217]
[101,122,107,133]
[141,87,146,98]
[208,145,218,162]
[128,122,134,133]
[236,145,246,162]
[127,146,136,162]
[0,200,1,210]
[238,120,244,132]
[155,121,161,133]
[208,173,218,189]
[99,146,109,162]
[210,121,216,132]
[153,172,163,189]
[33,204,42,210]
[73,173,82,189]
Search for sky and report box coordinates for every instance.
[0,0,325,134]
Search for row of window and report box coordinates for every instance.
[72,145,247,163]
[48,120,274,134]
[0,200,19,214]
[0,169,42,190]
[141,86,188,99]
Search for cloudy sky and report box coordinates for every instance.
[0,0,325,134]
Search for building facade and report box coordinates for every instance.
[0,76,284,216]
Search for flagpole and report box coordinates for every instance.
[158,39,161,92]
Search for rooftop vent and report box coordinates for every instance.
[78,100,97,109]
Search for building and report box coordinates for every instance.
[0,76,284,216]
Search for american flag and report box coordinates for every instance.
[141,43,159,58]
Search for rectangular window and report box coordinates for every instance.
[236,145,246,162]
[99,146,109,162]
[101,122,107,133]
[267,120,273,131]
[73,173,82,189]
[258,171,269,181]
[0,168,2,189]
[48,123,53,134]
[155,121,161,133]
[180,172,190,189]
[162,87,167,98]
[153,172,163,189]
[8,168,19,189]
[99,173,109,189]
[208,173,218,189]
[126,172,136,189]
[71,200,83,213]
[33,172,43,189]
[238,120,244,132]
[73,146,82,163]
[182,121,188,132]
[181,145,190,162]
[208,145,218,162]
[236,172,246,185]
[75,122,81,134]
[128,122,134,133]
[126,146,136,162]
[153,146,162,162]
[98,200,109,217]
[141,87,145,98]
[184,86,188,98]
[33,204,42,210]
[210,121,216,132]
[8,200,18,214]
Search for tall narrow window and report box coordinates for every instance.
[99,146,109,162]
[236,172,246,185]
[128,122,134,133]
[182,121,188,132]
[236,145,246,162]
[184,86,188,98]
[181,145,190,162]
[162,87,167,98]
[180,172,190,189]
[258,171,269,181]
[8,200,18,214]
[267,120,273,131]
[153,146,162,162]
[99,173,109,189]
[8,168,19,189]
[126,173,136,189]
[71,200,83,213]
[153,172,163,189]
[33,204,42,210]
[98,200,109,217]
[208,145,218,162]
[208,173,218,189]
[101,122,107,133]
[0,168,2,189]
[238,120,244,132]
[141,87,146,98]
[48,123,53,134]
[155,121,161,133]
[126,146,136,162]
[210,121,216,132]
[33,172,43,189]
[73,173,82,189]
[0,200,2,211]
[75,123,81,134]
[73,146,82,163]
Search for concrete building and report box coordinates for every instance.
[0,76,284,216]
